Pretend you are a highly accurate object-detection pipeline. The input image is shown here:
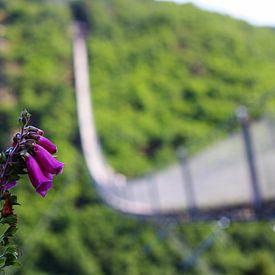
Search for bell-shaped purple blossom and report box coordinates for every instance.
[25,154,52,197]
[37,136,57,154]
[33,144,64,175]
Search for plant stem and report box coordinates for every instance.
[0,126,25,194]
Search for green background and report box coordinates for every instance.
[1,0,275,274]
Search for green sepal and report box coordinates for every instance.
[3,226,17,238]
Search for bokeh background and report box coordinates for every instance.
[1,0,275,274]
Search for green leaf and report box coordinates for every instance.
[11,261,21,267]
[4,252,17,267]
[4,226,17,238]
[2,237,9,247]
[0,153,6,164]
[5,245,17,254]
[10,196,20,206]
[1,215,17,225]
[8,174,20,182]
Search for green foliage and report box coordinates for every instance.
[82,0,275,177]
[242,251,275,275]
[1,0,275,275]
[0,192,20,271]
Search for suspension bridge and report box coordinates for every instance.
[73,21,275,222]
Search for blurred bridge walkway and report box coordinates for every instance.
[73,22,275,221]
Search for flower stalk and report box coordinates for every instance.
[0,110,63,270]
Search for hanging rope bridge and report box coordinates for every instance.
[73,21,275,221]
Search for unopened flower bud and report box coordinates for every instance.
[12,133,21,145]
[19,109,31,127]
[25,133,39,142]
[25,126,44,136]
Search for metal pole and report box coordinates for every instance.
[177,148,197,217]
[236,106,262,210]
[148,174,161,213]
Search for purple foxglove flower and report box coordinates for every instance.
[3,181,17,190]
[37,136,57,154]
[33,144,64,175]
[25,154,52,197]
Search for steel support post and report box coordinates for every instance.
[236,106,262,210]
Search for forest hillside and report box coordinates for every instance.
[1,0,275,274]
[84,0,275,176]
